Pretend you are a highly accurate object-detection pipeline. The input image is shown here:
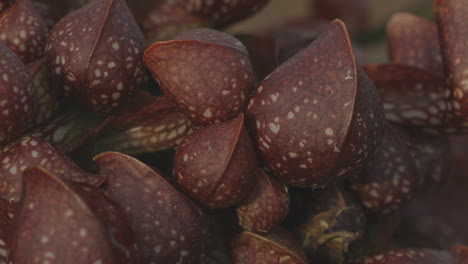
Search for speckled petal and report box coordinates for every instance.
[236,168,289,233]
[27,59,58,128]
[386,12,443,76]
[44,0,146,115]
[0,41,35,145]
[174,114,258,208]
[30,106,105,153]
[95,152,206,263]
[246,20,384,187]
[8,167,138,263]
[334,67,385,179]
[0,136,103,202]
[94,94,192,155]
[349,123,418,215]
[232,229,307,264]
[0,0,48,63]
[436,0,468,131]
[365,63,449,133]
[144,28,253,126]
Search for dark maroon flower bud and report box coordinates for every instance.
[366,11,451,134]
[95,152,206,263]
[386,12,443,76]
[0,41,35,145]
[44,0,146,115]
[27,59,58,128]
[349,123,418,215]
[232,228,308,264]
[9,167,139,263]
[94,93,192,155]
[347,248,458,264]
[298,185,366,264]
[174,114,258,208]
[144,28,254,126]
[0,136,103,202]
[246,20,385,187]
[236,168,289,233]
[0,0,48,63]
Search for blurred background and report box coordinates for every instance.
[227,0,434,63]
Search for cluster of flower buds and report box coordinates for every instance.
[0,0,467,263]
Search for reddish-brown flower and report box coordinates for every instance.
[144,28,254,126]
[246,20,384,187]
[44,0,146,115]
